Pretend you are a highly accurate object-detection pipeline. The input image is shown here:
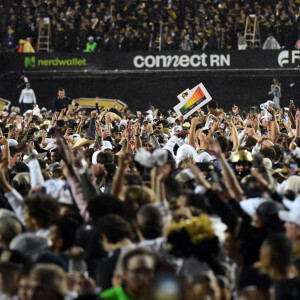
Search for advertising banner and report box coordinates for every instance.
[2,50,299,73]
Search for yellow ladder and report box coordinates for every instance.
[37,18,51,52]
[244,16,261,49]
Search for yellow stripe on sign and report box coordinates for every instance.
[73,98,127,112]
[0,98,11,111]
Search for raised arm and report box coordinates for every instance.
[289,109,300,152]
[110,152,131,199]
[288,102,296,129]
[76,117,85,135]
[95,120,103,147]
[133,122,142,150]
[189,117,200,149]
[246,127,274,148]
[58,108,66,120]
[105,112,111,136]
[206,137,243,202]
[0,168,25,225]
[0,134,10,163]
[125,121,134,152]
[95,97,101,114]
[228,119,239,152]
[66,102,74,119]
[268,108,279,143]
[146,122,160,149]
[58,141,94,222]
[285,118,295,138]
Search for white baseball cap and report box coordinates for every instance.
[239,197,267,217]
[283,194,300,211]
[279,207,300,226]
[102,140,113,150]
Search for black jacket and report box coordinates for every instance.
[52,96,73,113]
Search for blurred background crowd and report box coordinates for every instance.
[1,0,300,52]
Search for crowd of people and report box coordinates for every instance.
[2,0,300,52]
[0,84,299,300]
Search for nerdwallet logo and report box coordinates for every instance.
[24,56,36,68]
[278,50,300,67]
[24,56,87,68]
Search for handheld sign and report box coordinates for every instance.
[174,83,212,119]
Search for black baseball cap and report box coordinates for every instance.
[0,249,27,269]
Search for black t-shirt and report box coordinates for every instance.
[52,96,73,112]
[275,278,300,300]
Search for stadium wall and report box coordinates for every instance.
[0,51,299,111]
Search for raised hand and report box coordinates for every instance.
[295,108,300,121]
[232,105,239,115]
[78,117,85,127]
[257,135,269,145]
[189,165,211,189]
[206,137,222,157]
[0,134,7,146]
[64,128,73,140]
[60,160,74,178]
[279,108,283,118]
[92,163,106,177]
[57,138,73,166]
[145,122,153,134]
[7,127,15,139]
[244,127,255,136]
[15,139,31,155]
[211,121,220,133]
[191,117,201,126]
[197,129,205,141]
[51,113,57,124]
[268,107,275,120]
[289,101,295,111]
[133,121,140,134]
[118,151,132,170]
[129,139,136,152]
[125,120,133,137]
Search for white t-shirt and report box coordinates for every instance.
[292,146,300,158]
[19,88,36,104]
